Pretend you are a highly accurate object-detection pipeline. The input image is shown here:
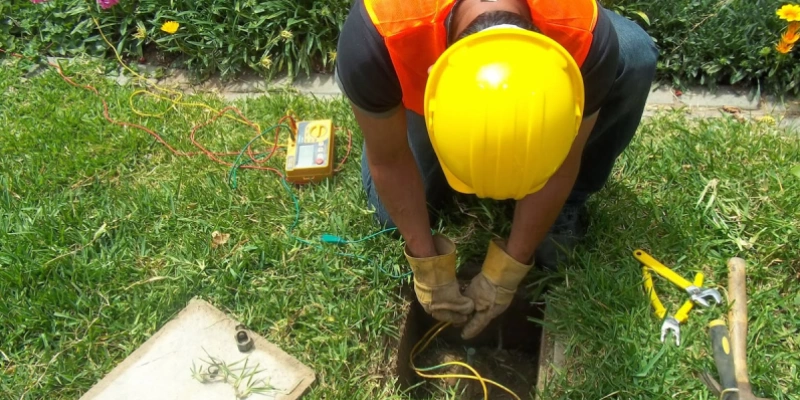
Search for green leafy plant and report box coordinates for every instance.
[142,0,349,80]
[5,0,800,94]
[603,0,651,26]
[600,0,800,95]
[1,0,135,59]
[1,0,349,80]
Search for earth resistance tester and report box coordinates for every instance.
[285,119,335,184]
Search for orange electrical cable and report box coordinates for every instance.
[0,48,353,181]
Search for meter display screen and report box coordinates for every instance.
[297,144,315,167]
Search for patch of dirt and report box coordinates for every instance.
[413,338,538,400]
[396,259,544,400]
[138,43,182,68]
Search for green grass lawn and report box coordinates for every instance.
[1,57,799,400]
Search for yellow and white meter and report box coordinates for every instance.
[285,119,335,184]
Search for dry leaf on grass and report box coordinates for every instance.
[722,105,747,122]
[211,231,230,248]
[722,105,742,114]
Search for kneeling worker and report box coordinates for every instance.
[335,0,659,339]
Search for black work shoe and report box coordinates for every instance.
[534,203,590,271]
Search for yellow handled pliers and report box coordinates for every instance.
[634,250,722,307]
[636,249,723,346]
[643,266,703,346]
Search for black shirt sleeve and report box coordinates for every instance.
[580,5,619,116]
[335,0,620,117]
[335,0,403,115]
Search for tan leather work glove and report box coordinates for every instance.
[461,238,533,339]
[405,234,475,324]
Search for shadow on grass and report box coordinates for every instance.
[405,146,729,398]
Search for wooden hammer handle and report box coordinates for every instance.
[728,257,755,399]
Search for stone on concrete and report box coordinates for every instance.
[158,70,193,88]
[114,74,131,87]
[46,56,73,65]
[133,63,163,77]
[80,298,315,400]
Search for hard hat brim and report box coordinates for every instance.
[440,162,474,196]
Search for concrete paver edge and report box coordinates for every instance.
[22,56,800,129]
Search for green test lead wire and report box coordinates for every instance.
[228,127,412,279]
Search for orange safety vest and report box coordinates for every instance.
[363,0,598,115]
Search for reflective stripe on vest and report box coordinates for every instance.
[363,0,598,115]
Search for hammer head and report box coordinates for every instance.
[699,372,771,400]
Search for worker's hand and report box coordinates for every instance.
[405,234,474,324]
[461,238,534,340]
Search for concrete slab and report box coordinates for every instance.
[90,59,788,113]
[646,86,677,106]
[676,87,760,110]
[222,78,269,94]
[220,92,266,102]
[761,96,800,117]
[18,55,792,114]
[271,74,341,96]
[777,117,800,132]
[535,303,566,398]
[76,57,798,130]
[80,298,315,400]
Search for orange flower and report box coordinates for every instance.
[777,4,800,22]
[789,21,800,34]
[776,39,795,54]
[783,29,800,44]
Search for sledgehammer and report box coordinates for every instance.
[727,257,770,400]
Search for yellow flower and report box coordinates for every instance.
[783,29,800,44]
[777,4,800,22]
[133,22,147,40]
[328,51,337,63]
[757,115,776,126]
[280,30,293,40]
[776,39,794,54]
[160,21,180,34]
[260,56,273,69]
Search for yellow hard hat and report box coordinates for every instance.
[424,26,585,200]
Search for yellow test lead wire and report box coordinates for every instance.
[90,18,284,148]
[410,320,522,400]
[92,17,517,400]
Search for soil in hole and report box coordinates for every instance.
[397,261,544,400]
